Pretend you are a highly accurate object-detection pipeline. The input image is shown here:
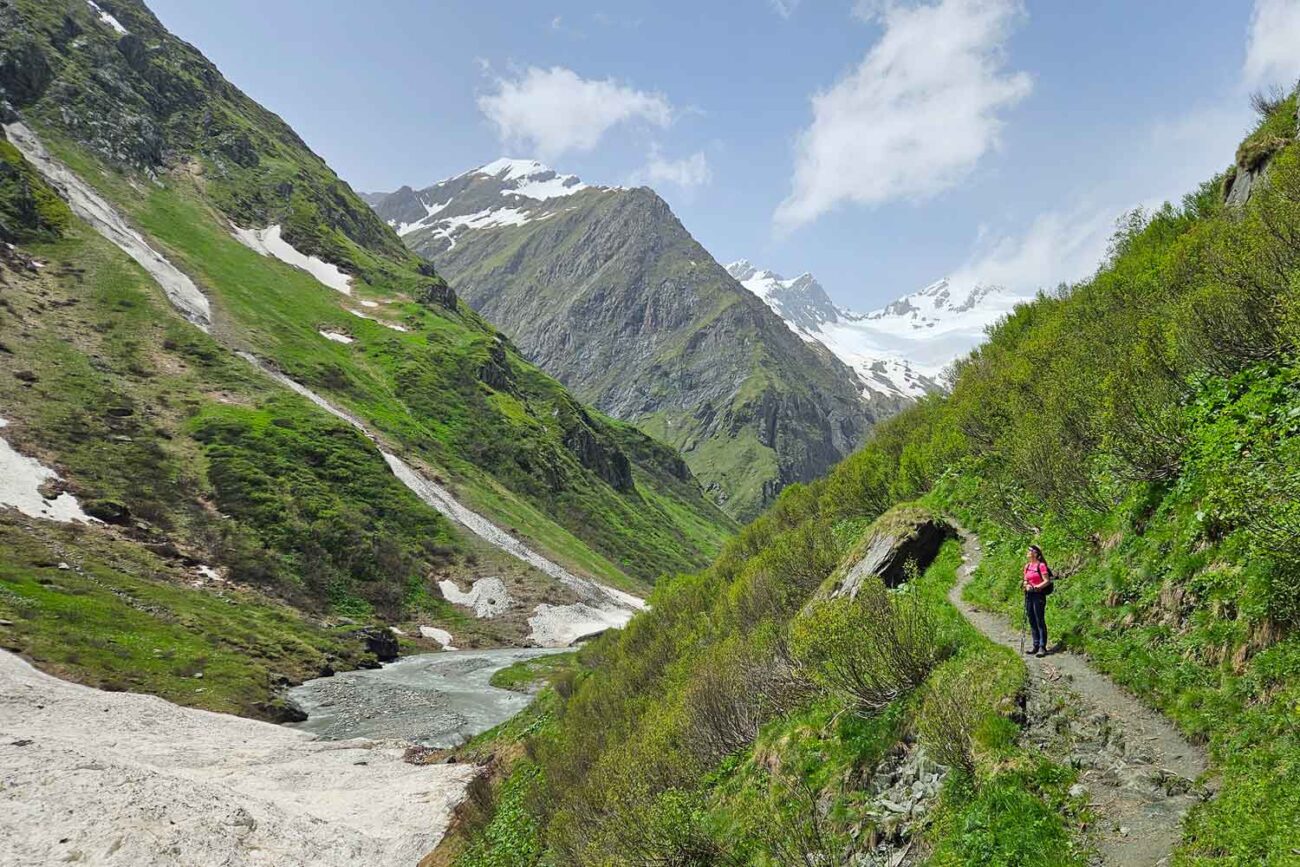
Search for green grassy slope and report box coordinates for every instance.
[441,94,1300,864]
[0,0,734,592]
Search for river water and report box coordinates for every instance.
[286,648,564,747]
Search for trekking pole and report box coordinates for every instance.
[1019,595,1026,654]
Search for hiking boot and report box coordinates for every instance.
[1035,650,1046,658]
[1026,646,1038,655]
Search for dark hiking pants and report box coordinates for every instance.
[1025,591,1048,650]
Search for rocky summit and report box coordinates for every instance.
[370,161,897,518]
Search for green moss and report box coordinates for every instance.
[0,138,71,242]
[488,652,577,691]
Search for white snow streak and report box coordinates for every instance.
[232,224,353,295]
[318,330,354,344]
[348,308,408,332]
[238,353,643,645]
[3,122,211,330]
[86,0,129,34]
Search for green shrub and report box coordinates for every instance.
[792,576,948,716]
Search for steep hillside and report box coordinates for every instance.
[0,0,733,715]
[434,94,1300,865]
[370,161,897,519]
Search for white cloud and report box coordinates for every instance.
[1244,0,1300,86]
[633,147,712,189]
[949,206,1115,299]
[775,0,1031,231]
[478,66,673,160]
[771,0,801,18]
[947,98,1252,304]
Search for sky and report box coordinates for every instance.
[146,0,1300,310]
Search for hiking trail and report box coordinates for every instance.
[948,528,1210,867]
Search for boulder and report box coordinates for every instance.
[821,508,956,598]
[0,40,52,106]
[414,280,457,310]
[353,626,399,662]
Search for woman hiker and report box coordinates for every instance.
[1023,544,1053,657]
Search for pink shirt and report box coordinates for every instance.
[1024,561,1050,589]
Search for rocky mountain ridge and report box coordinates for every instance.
[370,161,898,518]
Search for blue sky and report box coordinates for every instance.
[147,0,1300,309]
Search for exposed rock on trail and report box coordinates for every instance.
[0,650,475,866]
[949,529,1210,866]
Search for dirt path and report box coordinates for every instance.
[948,529,1209,867]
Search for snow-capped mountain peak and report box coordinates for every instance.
[725,261,840,335]
[369,157,601,247]
[727,259,1022,401]
[473,158,589,201]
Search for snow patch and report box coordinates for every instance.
[349,308,408,332]
[86,0,128,34]
[477,159,588,201]
[0,650,474,866]
[443,207,536,231]
[3,122,211,330]
[527,603,633,648]
[438,577,513,619]
[318,329,354,344]
[232,224,353,295]
[0,417,98,524]
[359,300,380,309]
[419,626,456,649]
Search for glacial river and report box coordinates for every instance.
[286,648,565,747]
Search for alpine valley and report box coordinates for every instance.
[5,2,1299,867]
[0,0,740,720]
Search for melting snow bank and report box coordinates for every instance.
[3,122,212,330]
[232,225,353,295]
[318,329,354,344]
[420,625,456,648]
[0,650,474,867]
[527,603,632,647]
[0,417,97,524]
[439,576,512,618]
[238,353,644,645]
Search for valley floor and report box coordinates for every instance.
[0,650,474,866]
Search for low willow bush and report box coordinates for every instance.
[791,575,950,715]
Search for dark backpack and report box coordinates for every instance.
[1040,564,1055,596]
